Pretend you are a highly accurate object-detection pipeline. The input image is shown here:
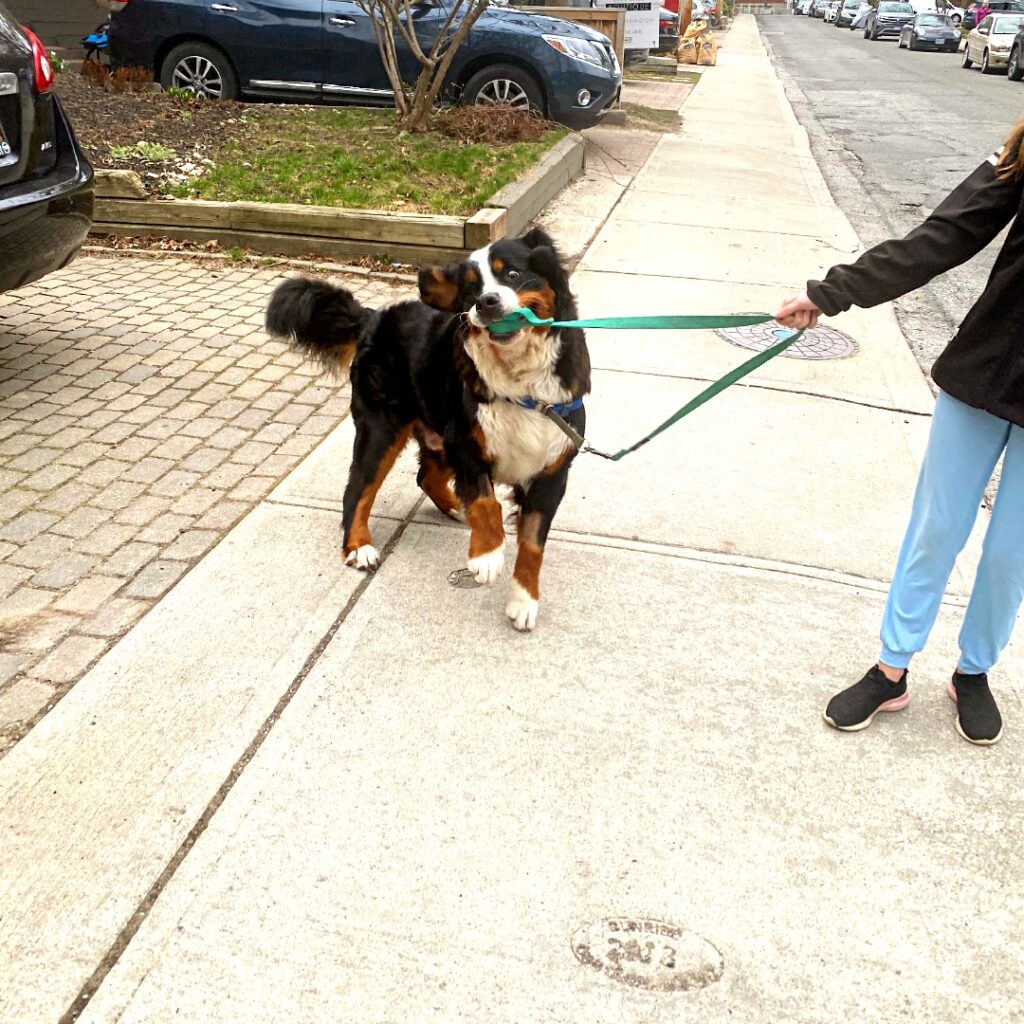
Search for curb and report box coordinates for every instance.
[79,244,420,284]
[483,134,586,237]
[89,133,586,262]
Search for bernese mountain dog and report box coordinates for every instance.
[265,227,590,632]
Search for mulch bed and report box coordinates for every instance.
[57,70,562,200]
[57,71,259,190]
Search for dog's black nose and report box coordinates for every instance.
[477,292,502,312]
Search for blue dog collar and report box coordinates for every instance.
[511,395,584,417]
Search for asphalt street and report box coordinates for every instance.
[760,13,1023,376]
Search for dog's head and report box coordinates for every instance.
[418,227,576,341]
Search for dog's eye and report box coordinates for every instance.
[506,270,521,281]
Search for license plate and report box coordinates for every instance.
[0,120,10,158]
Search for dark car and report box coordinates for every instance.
[898,11,962,48]
[1009,20,1024,75]
[0,3,94,294]
[864,0,916,37]
[659,7,680,52]
[107,0,621,130]
[962,0,1024,29]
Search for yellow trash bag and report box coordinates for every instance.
[677,18,707,64]
[678,37,699,64]
[698,30,718,65]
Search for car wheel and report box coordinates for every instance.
[962,44,973,67]
[981,47,996,73]
[160,41,238,100]
[462,65,544,114]
[1009,45,1024,80]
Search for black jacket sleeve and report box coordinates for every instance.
[807,151,1024,316]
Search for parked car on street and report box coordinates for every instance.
[810,0,831,17]
[909,0,966,22]
[0,1,94,295]
[864,1,917,37]
[658,7,680,53]
[962,0,1024,29]
[1008,20,1024,75]
[836,0,870,25]
[962,11,1024,68]
[851,1,874,26]
[798,0,815,12]
[107,0,622,130]
[898,12,962,47]
[824,1,842,21]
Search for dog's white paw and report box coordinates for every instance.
[505,581,539,632]
[467,546,504,586]
[345,545,380,571]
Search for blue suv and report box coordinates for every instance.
[107,0,622,129]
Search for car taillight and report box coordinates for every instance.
[22,27,55,94]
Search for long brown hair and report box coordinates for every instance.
[996,118,1024,179]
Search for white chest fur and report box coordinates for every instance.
[477,400,571,485]
[466,327,573,486]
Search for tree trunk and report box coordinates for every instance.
[681,0,694,34]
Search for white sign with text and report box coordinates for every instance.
[593,0,660,49]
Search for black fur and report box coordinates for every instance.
[265,277,374,370]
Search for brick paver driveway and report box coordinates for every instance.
[0,254,405,756]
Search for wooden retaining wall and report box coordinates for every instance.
[90,136,586,264]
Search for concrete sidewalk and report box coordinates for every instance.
[2,16,1022,1023]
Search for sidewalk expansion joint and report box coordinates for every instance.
[56,495,427,1024]
[401,517,970,609]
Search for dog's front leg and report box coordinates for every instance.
[449,432,504,586]
[506,466,570,632]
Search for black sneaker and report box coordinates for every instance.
[947,672,1003,745]
[824,665,910,731]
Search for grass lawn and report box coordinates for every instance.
[168,106,567,216]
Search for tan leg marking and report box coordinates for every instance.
[466,496,505,585]
[343,425,411,560]
[419,458,461,519]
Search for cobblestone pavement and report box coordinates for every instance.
[0,254,406,757]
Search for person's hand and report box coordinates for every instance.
[775,292,821,330]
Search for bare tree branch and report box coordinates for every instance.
[351,0,492,130]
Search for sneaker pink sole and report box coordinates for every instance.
[824,690,910,731]
[947,680,1003,746]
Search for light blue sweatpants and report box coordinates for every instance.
[880,390,1024,675]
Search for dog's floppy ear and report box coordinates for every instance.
[521,226,556,250]
[527,243,576,321]
[418,265,462,312]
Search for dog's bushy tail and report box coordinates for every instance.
[265,276,372,376]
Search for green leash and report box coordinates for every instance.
[487,307,805,462]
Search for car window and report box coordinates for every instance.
[917,12,952,20]
[878,2,914,11]
[992,12,1024,26]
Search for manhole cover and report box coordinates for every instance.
[715,323,859,360]
[571,917,724,992]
